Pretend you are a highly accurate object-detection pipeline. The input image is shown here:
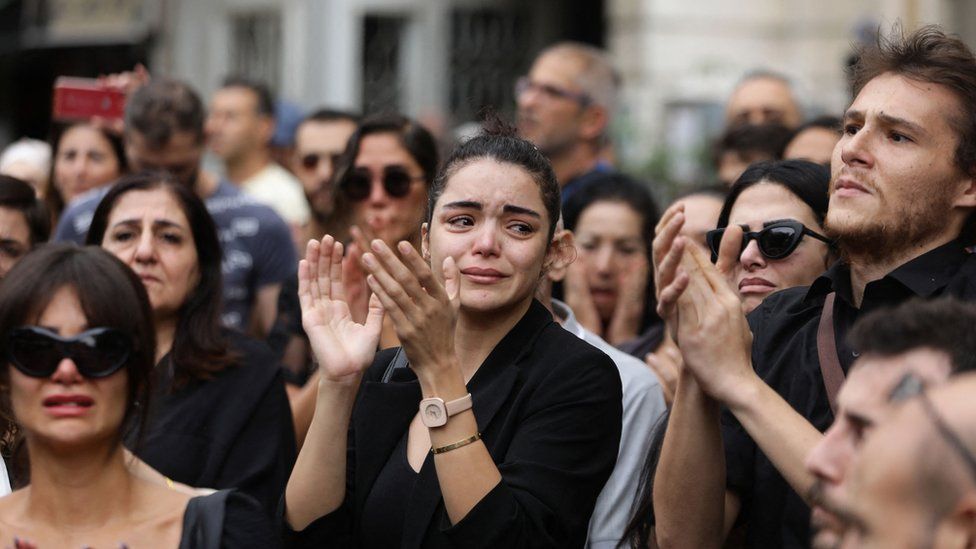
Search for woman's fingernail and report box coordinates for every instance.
[362,253,375,267]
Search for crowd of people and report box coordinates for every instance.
[0,20,970,549]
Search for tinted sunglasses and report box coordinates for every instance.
[300,152,342,171]
[706,219,832,262]
[340,166,423,202]
[4,326,132,379]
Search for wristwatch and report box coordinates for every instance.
[419,393,473,428]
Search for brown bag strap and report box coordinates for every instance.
[817,292,845,415]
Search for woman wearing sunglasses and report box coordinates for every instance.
[330,114,438,248]
[0,245,276,547]
[84,171,296,514]
[707,159,834,314]
[283,126,622,547]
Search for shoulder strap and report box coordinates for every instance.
[816,292,846,415]
[381,347,409,383]
[179,489,230,549]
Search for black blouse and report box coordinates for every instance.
[723,239,976,548]
[284,299,623,548]
[131,331,297,516]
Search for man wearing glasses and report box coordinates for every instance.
[515,42,619,202]
[804,298,976,548]
[835,373,976,547]
[652,26,976,548]
[291,109,359,223]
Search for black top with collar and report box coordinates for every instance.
[284,299,623,549]
[723,240,976,548]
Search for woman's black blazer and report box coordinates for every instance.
[286,299,623,548]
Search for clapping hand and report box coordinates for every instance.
[299,235,385,384]
[360,239,461,380]
[671,229,755,406]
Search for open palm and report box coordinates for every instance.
[299,236,384,382]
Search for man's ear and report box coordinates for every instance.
[954,171,976,209]
[544,229,577,282]
[258,115,276,147]
[933,492,976,547]
[578,105,609,143]
[421,223,431,261]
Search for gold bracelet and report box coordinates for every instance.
[431,432,481,454]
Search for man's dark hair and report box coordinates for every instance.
[713,123,794,169]
[848,297,976,373]
[0,175,49,246]
[86,171,236,387]
[302,108,360,126]
[853,25,976,177]
[125,79,206,147]
[851,25,976,244]
[221,75,275,117]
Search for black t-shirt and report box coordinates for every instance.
[131,331,297,516]
[724,240,976,548]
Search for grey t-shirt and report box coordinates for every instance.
[54,180,297,330]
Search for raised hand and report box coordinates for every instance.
[645,333,681,407]
[607,258,648,345]
[652,203,690,326]
[563,253,602,335]
[299,235,384,383]
[360,239,460,380]
[673,230,755,406]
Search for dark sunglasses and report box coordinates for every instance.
[300,152,342,171]
[706,219,832,262]
[4,326,132,379]
[340,166,423,202]
[514,76,592,106]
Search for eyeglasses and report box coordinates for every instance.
[340,166,424,202]
[4,326,132,379]
[706,220,832,262]
[300,152,342,171]
[918,390,976,484]
[886,373,976,484]
[514,76,592,106]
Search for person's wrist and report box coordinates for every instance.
[722,364,762,413]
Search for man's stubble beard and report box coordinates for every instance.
[824,186,954,266]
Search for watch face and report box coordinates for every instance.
[421,400,447,427]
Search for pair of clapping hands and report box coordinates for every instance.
[650,203,755,406]
[299,229,461,384]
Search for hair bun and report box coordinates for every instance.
[477,108,519,139]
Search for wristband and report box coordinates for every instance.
[431,432,481,454]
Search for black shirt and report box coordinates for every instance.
[132,331,297,516]
[724,239,976,548]
[360,433,422,548]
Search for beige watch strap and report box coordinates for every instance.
[444,393,473,417]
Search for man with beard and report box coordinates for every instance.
[834,373,976,547]
[290,109,358,228]
[515,42,619,202]
[56,79,295,337]
[805,298,976,548]
[651,26,976,548]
